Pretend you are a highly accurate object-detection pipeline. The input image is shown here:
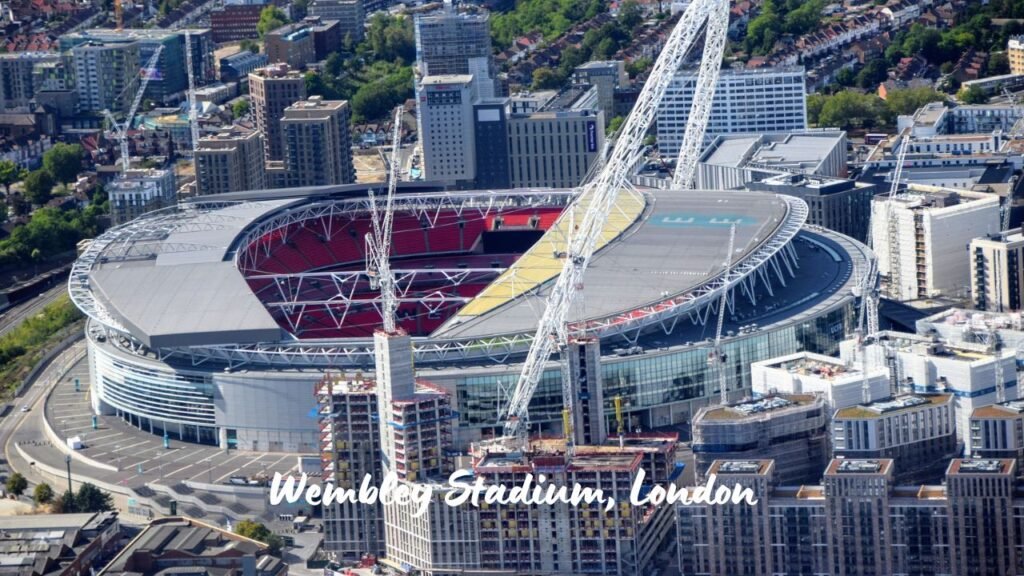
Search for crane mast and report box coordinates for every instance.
[885,134,908,301]
[185,31,200,154]
[498,0,726,441]
[103,45,164,173]
[711,224,736,405]
[365,107,404,332]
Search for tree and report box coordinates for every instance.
[0,160,26,197]
[856,58,889,90]
[33,482,53,504]
[532,67,560,90]
[42,143,83,185]
[4,473,26,497]
[232,99,251,119]
[22,169,54,206]
[606,116,625,136]
[816,90,887,129]
[235,520,284,556]
[53,490,76,513]
[74,483,113,513]
[618,0,643,30]
[959,84,988,104]
[884,87,946,117]
[989,52,1010,76]
[257,6,289,38]
[239,39,260,54]
[626,57,653,79]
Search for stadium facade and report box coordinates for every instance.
[69,184,870,452]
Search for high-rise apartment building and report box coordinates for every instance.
[107,168,177,224]
[70,41,140,115]
[832,394,959,483]
[309,0,365,42]
[280,97,355,187]
[265,22,316,68]
[0,52,63,111]
[209,4,264,43]
[656,66,808,158]
[970,227,1024,312]
[61,29,214,103]
[692,394,830,485]
[414,2,496,98]
[870,187,1000,301]
[679,458,1020,576]
[249,64,307,161]
[970,400,1024,475]
[194,125,267,195]
[572,60,627,116]
[1009,36,1024,75]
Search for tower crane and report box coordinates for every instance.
[102,45,164,173]
[365,107,404,332]
[185,31,200,154]
[497,0,727,444]
[710,224,736,405]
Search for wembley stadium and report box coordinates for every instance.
[69,183,869,452]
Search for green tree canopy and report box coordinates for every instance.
[257,6,289,38]
[232,99,251,119]
[33,482,53,504]
[75,483,113,513]
[884,87,947,117]
[0,160,26,196]
[42,143,83,185]
[959,84,988,104]
[532,67,560,90]
[5,473,26,497]
[235,520,285,556]
[22,169,54,206]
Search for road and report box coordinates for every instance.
[0,284,66,338]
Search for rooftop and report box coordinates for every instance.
[972,399,1024,419]
[947,458,1014,475]
[757,351,855,379]
[421,74,474,86]
[698,394,819,421]
[834,394,951,419]
[708,460,773,475]
[701,132,845,171]
[825,458,893,476]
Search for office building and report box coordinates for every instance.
[194,125,267,195]
[695,131,847,190]
[249,64,307,161]
[750,351,890,411]
[0,52,63,111]
[62,29,215,104]
[870,186,1000,301]
[99,517,287,576]
[572,60,627,115]
[970,227,1024,312]
[305,17,343,60]
[657,66,808,158]
[415,2,496,98]
[280,97,355,187]
[209,4,264,42]
[970,400,1024,472]
[418,74,478,186]
[0,512,120,576]
[107,167,177,225]
[69,41,140,115]
[309,0,365,42]
[747,173,875,242]
[507,106,604,189]
[692,394,830,485]
[832,394,959,482]
[679,458,1022,576]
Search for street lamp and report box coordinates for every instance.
[64,454,72,495]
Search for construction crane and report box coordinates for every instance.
[114,0,123,30]
[102,45,164,173]
[613,395,625,448]
[884,134,909,301]
[988,332,1007,404]
[709,224,736,405]
[185,31,200,153]
[498,0,723,443]
[365,107,404,332]
[672,0,730,190]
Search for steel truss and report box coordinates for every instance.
[235,190,575,272]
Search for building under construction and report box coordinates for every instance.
[691,394,830,485]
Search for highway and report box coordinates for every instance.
[0,284,67,338]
